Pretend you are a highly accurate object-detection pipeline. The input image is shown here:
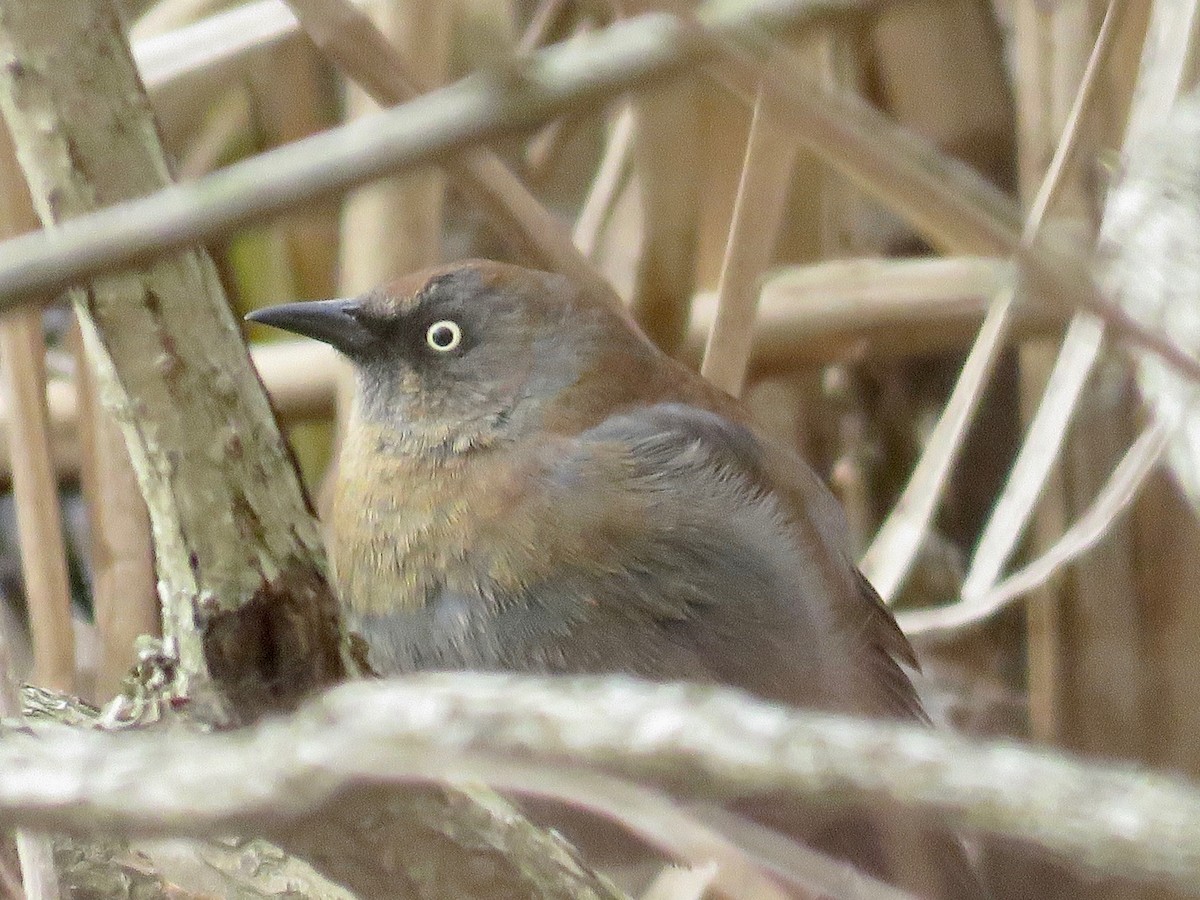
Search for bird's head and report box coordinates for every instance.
[247,259,638,454]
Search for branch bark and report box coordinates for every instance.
[5,674,1200,894]
[0,0,344,722]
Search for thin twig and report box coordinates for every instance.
[700,87,798,396]
[3,674,1200,891]
[901,416,1173,637]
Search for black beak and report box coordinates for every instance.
[245,299,375,354]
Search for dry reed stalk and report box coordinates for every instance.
[0,134,74,695]
[0,313,74,695]
[689,257,1051,364]
[900,417,1172,637]
[700,87,797,395]
[573,105,636,258]
[0,380,76,480]
[326,0,453,512]
[964,0,1123,614]
[627,52,703,349]
[908,0,1186,643]
[71,325,159,702]
[284,0,618,304]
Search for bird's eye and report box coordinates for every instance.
[425,320,462,353]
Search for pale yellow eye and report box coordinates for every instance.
[426,320,462,352]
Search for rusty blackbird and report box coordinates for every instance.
[248,259,983,898]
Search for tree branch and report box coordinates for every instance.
[4,674,1200,894]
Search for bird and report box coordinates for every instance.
[248,259,984,898]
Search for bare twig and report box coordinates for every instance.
[701,87,798,395]
[900,416,1173,637]
[3,674,1200,892]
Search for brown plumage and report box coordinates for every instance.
[249,259,984,897]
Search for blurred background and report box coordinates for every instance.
[0,0,1196,895]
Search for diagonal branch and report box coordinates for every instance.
[0,0,987,308]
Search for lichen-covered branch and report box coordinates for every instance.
[0,0,344,722]
[2,674,1200,894]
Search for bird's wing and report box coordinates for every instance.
[498,401,924,720]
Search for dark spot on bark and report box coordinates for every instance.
[64,134,90,183]
[47,187,67,220]
[230,494,264,545]
[202,559,347,722]
[82,286,100,318]
[158,333,183,382]
[188,551,199,573]
[144,288,163,319]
